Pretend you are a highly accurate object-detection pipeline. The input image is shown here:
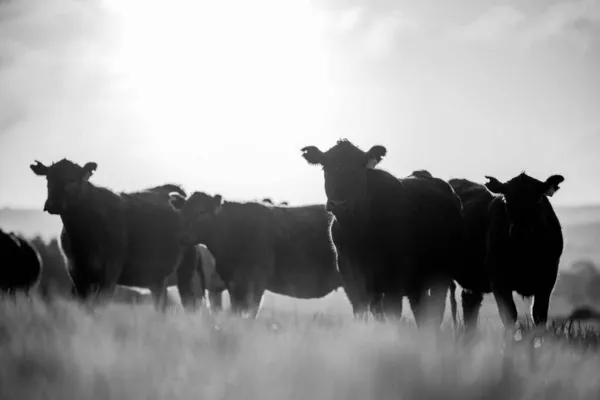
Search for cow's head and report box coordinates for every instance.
[301,139,386,216]
[30,159,97,215]
[484,172,564,234]
[179,191,223,244]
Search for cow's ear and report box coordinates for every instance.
[82,162,97,181]
[301,146,325,165]
[365,145,386,169]
[544,174,564,197]
[484,176,505,194]
[30,160,49,176]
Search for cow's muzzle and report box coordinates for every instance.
[43,199,64,215]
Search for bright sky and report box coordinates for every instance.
[0,0,599,209]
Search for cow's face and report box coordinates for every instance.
[302,139,386,216]
[30,159,97,215]
[179,192,222,244]
[485,173,564,233]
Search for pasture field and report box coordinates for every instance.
[0,295,599,400]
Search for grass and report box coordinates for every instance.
[0,296,599,400]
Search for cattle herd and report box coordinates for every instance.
[0,139,565,333]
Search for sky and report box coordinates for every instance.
[0,0,599,209]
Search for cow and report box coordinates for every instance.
[301,139,466,329]
[29,158,199,311]
[0,229,43,295]
[179,192,341,318]
[448,173,564,331]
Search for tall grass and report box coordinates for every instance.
[0,295,599,400]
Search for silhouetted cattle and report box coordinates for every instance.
[0,229,43,295]
[180,193,341,317]
[449,173,564,330]
[30,159,199,311]
[301,139,466,328]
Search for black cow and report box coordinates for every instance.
[301,139,466,328]
[30,159,199,311]
[180,193,341,318]
[449,173,564,330]
[0,229,43,295]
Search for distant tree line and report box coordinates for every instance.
[553,259,600,307]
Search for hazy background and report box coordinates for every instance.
[0,0,599,208]
[1,0,599,320]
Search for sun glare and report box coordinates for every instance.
[105,0,335,179]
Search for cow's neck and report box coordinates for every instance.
[59,189,111,239]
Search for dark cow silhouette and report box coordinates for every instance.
[0,229,43,295]
[30,159,199,311]
[180,193,341,317]
[301,139,466,328]
[449,173,564,330]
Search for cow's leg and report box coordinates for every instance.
[427,282,449,329]
[492,288,518,330]
[97,260,123,305]
[337,253,369,320]
[449,282,458,329]
[246,283,265,319]
[228,280,264,319]
[531,289,552,327]
[176,246,200,311]
[208,291,223,312]
[69,269,96,303]
[407,288,427,328]
[381,291,404,321]
[149,278,169,312]
[461,289,484,331]
[369,292,385,322]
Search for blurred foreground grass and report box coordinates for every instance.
[0,295,599,400]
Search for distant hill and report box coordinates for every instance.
[0,208,62,240]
